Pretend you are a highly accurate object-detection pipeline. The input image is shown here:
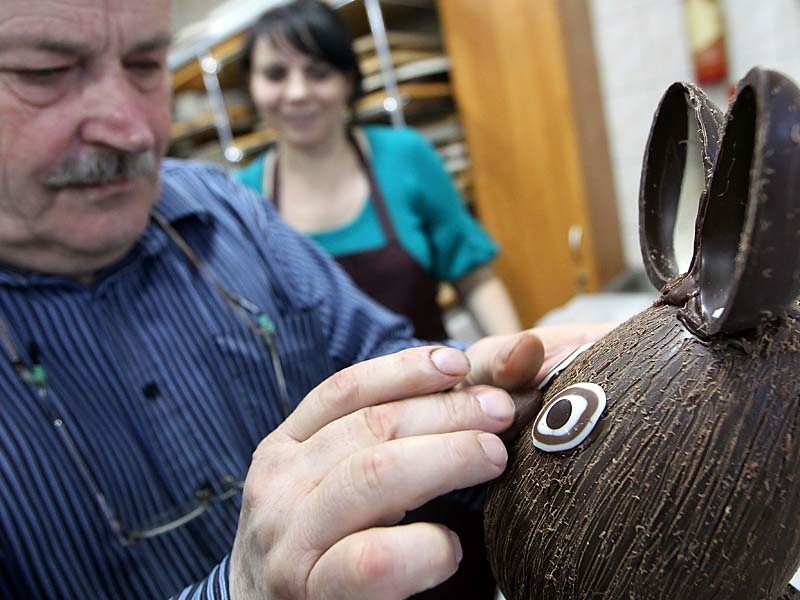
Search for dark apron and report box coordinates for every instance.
[272,132,448,341]
[271,133,496,599]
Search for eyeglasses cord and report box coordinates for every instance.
[0,213,294,543]
[151,211,292,417]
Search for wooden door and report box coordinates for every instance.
[438,0,624,326]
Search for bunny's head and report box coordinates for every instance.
[486,68,800,600]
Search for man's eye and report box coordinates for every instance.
[126,60,163,73]
[15,67,70,85]
[2,66,73,105]
[125,59,167,90]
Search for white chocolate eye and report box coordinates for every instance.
[537,342,594,391]
[532,382,607,452]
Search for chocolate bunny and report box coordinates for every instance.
[485,68,800,599]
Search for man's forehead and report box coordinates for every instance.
[0,0,171,52]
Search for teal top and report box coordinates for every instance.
[235,125,498,282]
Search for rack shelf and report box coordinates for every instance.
[172,33,246,93]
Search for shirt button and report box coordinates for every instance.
[142,381,160,400]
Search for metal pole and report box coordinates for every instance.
[200,53,243,165]
[364,0,406,127]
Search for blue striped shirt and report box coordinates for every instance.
[0,159,420,598]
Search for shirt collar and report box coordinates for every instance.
[140,160,214,257]
[154,158,213,225]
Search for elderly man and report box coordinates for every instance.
[0,1,607,598]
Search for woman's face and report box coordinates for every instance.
[249,36,352,149]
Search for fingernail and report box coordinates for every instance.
[501,332,538,364]
[477,390,514,421]
[500,336,523,364]
[450,531,463,564]
[431,347,470,376]
[478,433,507,467]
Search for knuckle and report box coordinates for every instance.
[266,556,301,599]
[238,482,279,543]
[241,479,263,513]
[396,347,421,369]
[445,435,474,469]
[251,437,270,462]
[354,447,394,498]
[439,389,467,426]
[395,346,434,380]
[351,537,396,585]
[244,450,282,511]
[329,368,362,407]
[265,541,321,598]
[361,404,400,442]
[251,434,285,469]
[266,555,292,591]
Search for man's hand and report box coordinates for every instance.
[229,323,614,599]
[229,346,528,600]
[464,322,617,389]
[464,322,617,439]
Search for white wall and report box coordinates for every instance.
[589,0,800,269]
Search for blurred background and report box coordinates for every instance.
[167,0,800,337]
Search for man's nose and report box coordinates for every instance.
[79,69,157,152]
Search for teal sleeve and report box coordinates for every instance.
[409,132,499,282]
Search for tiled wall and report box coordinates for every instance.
[589,0,800,268]
[724,0,800,82]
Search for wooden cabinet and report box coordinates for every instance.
[438,0,625,326]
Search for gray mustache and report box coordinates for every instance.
[44,150,157,188]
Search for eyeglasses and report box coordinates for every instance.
[0,212,291,545]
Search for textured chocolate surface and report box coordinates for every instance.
[486,303,800,599]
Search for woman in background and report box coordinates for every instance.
[236,0,521,343]
[237,1,517,597]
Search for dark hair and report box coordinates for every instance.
[242,0,363,102]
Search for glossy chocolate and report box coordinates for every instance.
[639,81,724,290]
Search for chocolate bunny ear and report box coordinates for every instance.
[694,67,800,336]
[639,82,724,290]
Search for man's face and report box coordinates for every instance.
[0,0,172,276]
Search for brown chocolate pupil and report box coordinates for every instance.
[546,398,573,429]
